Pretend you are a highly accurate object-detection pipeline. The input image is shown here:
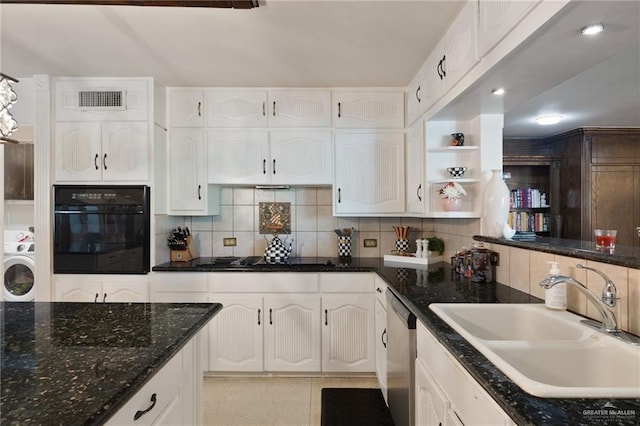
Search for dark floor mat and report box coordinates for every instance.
[321,388,395,426]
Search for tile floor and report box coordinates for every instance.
[203,376,379,426]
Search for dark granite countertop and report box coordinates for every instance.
[474,235,640,269]
[153,257,640,425]
[0,302,222,425]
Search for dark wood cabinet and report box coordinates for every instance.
[503,155,560,236]
[4,143,34,200]
[508,128,640,247]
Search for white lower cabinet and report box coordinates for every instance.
[265,295,322,372]
[416,322,515,426]
[208,296,264,372]
[375,297,388,401]
[106,334,203,426]
[207,272,376,374]
[54,276,149,302]
[322,295,374,372]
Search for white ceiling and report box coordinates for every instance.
[1,0,639,138]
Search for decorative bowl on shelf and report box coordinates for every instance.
[447,167,467,178]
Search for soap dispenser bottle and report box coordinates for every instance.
[545,261,566,310]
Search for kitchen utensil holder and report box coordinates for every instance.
[338,236,352,259]
[170,235,198,262]
[395,239,410,254]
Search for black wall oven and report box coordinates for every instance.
[53,185,150,274]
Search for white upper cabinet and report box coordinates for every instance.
[208,129,332,185]
[478,0,540,57]
[55,121,149,182]
[55,78,149,122]
[269,130,332,184]
[208,129,269,184]
[168,129,218,215]
[334,132,405,215]
[268,89,332,127]
[406,0,478,125]
[206,89,267,127]
[206,89,330,127]
[333,91,405,129]
[406,120,425,215]
[169,90,204,127]
[432,0,479,94]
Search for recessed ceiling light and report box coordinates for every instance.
[535,115,563,125]
[581,23,604,36]
[491,88,505,96]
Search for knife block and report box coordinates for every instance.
[170,235,198,262]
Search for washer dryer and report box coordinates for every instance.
[4,230,36,302]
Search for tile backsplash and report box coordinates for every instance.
[155,187,435,262]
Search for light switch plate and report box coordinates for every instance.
[363,239,377,248]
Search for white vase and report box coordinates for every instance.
[482,170,510,237]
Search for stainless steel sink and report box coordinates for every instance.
[430,303,640,398]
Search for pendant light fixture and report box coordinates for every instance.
[0,73,19,144]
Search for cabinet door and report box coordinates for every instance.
[415,359,448,426]
[264,296,321,372]
[334,132,405,215]
[169,90,204,127]
[269,130,332,185]
[375,299,388,402]
[54,280,102,302]
[322,296,375,373]
[406,121,425,214]
[209,297,264,372]
[268,89,331,127]
[438,0,479,92]
[102,280,149,303]
[478,1,540,57]
[168,129,207,212]
[591,165,640,247]
[101,122,149,181]
[207,129,269,184]
[333,92,404,129]
[106,348,183,426]
[206,89,267,127]
[55,122,102,182]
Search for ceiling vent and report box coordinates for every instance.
[78,90,126,111]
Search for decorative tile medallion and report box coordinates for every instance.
[259,202,291,234]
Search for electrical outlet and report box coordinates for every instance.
[363,239,377,248]
[223,237,237,247]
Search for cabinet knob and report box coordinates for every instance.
[273,101,277,117]
[94,293,99,303]
[272,159,276,174]
[258,308,261,325]
[263,159,267,174]
[416,85,421,103]
[337,188,342,203]
[94,154,99,170]
[197,185,202,200]
[417,184,423,202]
[103,293,107,303]
[197,101,202,117]
[103,153,108,170]
[324,309,328,326]
[382,328,387,348]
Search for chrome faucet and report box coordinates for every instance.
[539,274,619,332]
[576,263,617,307]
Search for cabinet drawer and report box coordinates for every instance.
[210,273,318,293]
[320,273,375,293]
[152,272,209,292]
[106,351,182,425]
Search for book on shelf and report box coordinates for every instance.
[507,211,550,233]
[509,188,549,209]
